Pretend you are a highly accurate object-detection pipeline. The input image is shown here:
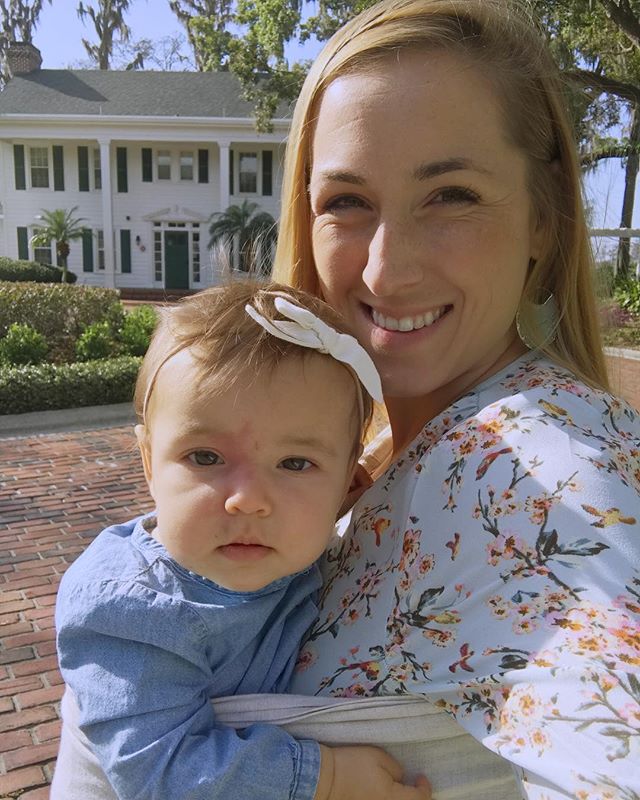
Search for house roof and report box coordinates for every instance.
[0,69,291,120]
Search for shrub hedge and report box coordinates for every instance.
[0,356,142,415]
[0,256,77,283]
[0,282,124,362]
[119,305,158,356]
[0,323,48,365]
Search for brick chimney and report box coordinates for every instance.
[5,43,42,78]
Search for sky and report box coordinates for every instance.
[31,0,638,258]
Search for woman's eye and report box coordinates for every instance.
[322,195,368,213]
[188,450,223,466]
[279,457,313,472]
[431,187,480,205]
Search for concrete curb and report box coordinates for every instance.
[0,402,136,439]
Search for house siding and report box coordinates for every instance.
[0,130,287,289]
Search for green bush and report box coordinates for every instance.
[615,278,640,316]
[119,305,158,356]
[76,321,115,361]
[0,282,124,362]
[0,323,48,365]
[0,256,77,283]
[0,356,142,415]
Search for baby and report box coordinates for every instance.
[55,281,428,800]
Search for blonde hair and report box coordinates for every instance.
[273,0,609,390]
[134,280,374,448]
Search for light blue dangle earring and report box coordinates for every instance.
[515,290,560,351]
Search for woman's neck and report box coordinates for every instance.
[385,338,529,458]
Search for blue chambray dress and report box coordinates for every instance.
[56,517,321,800]
[290,353,640,799]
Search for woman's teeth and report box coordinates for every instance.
[371,307,447,332]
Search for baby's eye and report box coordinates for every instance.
[279,457,314,472]
[188,450,223,466]
[431,187,480,205]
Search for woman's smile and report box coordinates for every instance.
[369,304,452,333]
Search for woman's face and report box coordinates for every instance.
[309,50,544,406]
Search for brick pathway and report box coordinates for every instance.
[0,427,150,799]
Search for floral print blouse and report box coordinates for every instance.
[290,354,640,799]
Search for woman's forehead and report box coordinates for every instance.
[310,51,514,177]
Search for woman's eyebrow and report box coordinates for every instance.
[413,157,491,180]
[314,169,366,186]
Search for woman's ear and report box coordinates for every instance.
[134,424,154,491]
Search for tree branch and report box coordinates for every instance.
[597,0,640,49]
[567,68,640,106]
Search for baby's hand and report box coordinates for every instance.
[314,743,431,800]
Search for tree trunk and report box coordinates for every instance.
[57,241,70,282]
[616,104,640,280]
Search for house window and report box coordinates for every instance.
[180,151,194,181]
[94,148,102,190]
[157,151,171,180]
[97,229,105,270]
[30,147,49,188]
[32,234,53,265]
[238,152,258,193]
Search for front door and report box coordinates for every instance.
[164,231,189,289]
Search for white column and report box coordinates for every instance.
[218,141,230,213]
[98,138,116,289]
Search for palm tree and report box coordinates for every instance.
[208,200,277,273]
[30,207,86,283]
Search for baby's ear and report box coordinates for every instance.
[134,424,153,487]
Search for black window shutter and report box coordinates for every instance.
[78,146,89,191]
[14,145,26,190]
[261,150,273,196]
[52,145,65,191]
[116,147,128,193]
[229,149,234,196]
[120,229,131,273]
[17,227,29,260]
[141,148,152,182]
[198,149,209,183]
[82,229,94,272]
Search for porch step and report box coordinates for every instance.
[118,288,198,304]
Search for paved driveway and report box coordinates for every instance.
[0,426,150,799]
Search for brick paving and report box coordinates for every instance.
[0,427,150,799]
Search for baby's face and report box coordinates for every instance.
[136,351,358,591]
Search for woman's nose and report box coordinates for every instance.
[362,221,424,296]
[224,470,272,517]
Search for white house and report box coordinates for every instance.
[0,43,290,292]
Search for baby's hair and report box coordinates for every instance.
[134,280,374,450]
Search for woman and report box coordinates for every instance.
[273,0,640,797]
[52,1,638,798]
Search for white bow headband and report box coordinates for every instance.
[245,296,383,403]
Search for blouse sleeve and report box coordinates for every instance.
[56,580,320,800]
[400,389,640,798]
